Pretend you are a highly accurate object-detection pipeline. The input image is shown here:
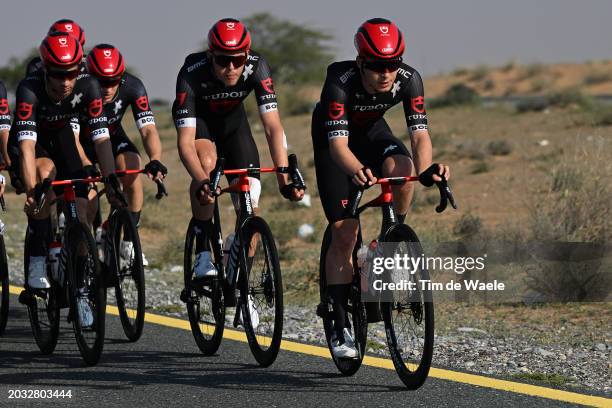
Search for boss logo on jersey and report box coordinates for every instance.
[260,77,275,94]
[88,98,103,117]
[327,130,349,138]
[0,98,8,115]
[328,102,345,120]
[186,59,206,73]
[91,128,109,137]
[411,96,425,113]
[410,124,428,132]
[397,68,412,79]
[203,91,248,100]
[353,103,391,111]
[339,68,356,84]
[176,92,187,106]
[17,102,33,120]
[258,103,278,113]
[325,119,348,126]
[136,96,150,111]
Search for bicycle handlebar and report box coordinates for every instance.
[114,169,168,200]
[345,176,457,217]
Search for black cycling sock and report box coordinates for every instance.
[397,212,406,224]
[328,284,350,344]
[123,211,141,242]
[194,219,213,253]
[27,217,51,257]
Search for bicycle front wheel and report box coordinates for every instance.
[183,218,225,355]
[0,235,9,335]
[110,209,145,341]
[66,222,106,366]
[381,224,434,389]
[239,216,283,367]
[23,229,59,354]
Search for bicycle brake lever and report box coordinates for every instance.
[155,180,168,200]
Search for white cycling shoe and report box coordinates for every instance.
[28,256,51,289]
[238,295,260,330]
[77,296,94,328]
[331,328,358,359]
[120,241,149,267]
[193,251,217,278]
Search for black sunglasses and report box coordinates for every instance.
[98,77,122,87]
[46,69,80,80]
[363,58,403,73]
[213,54,247,68]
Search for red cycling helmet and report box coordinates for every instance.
[208,18,251,53]
[39,31,83,69]
[354,18,405,59]
[87,44,125,80]
[49,19,86,47]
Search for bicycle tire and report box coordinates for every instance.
[110,209,145,341]
[381,224,434,389]
[0,235,9,335]
[183,217,225,355]
[239,216,283,367]
[23,228,60,354]
[318,225,367,376]
[66,222,106,366]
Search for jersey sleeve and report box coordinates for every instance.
[129,77,156,130]
[0,82,10,131]
[82,79,110,142]
[251,56,278,115]
[401,70,428,135]
[14,81,39,143]
[172,66,197,129]
[320,67,350,141]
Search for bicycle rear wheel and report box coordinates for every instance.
[183,217,225,355]
[318,225,367,376]
[239,217,283,367]
[0,235,9,335]
[110,209,145,341]
[22,228,60,354]
[381,224,434,389]
[66,222,106,366]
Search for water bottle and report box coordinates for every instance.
[96,220,108,262]
[48,241,62,283]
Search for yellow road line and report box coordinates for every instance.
[8,285,611,407]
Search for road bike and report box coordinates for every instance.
[317,175,455,388]
[19,174,124,365]
[181,154,305,367]
[0,191,8,336]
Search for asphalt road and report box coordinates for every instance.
[0,293,607,408]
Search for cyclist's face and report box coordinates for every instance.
[100,83,120,104]
[358,57,399,93]
[211,51,247,86]
[45,65,79,101]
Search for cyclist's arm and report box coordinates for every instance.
[70,118,92,166]
[173,70,206,181]
[14,83,38,192]
[83,82,114,176]
[402,70,432,175]
[0,85,10,166]
[140,125,162,162]
[130,79,162,161]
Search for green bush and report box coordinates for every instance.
[430,84,481,108]
[487,140,512,156]
[583,71,612,85]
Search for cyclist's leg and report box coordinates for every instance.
[112,126,143,235]
[78,132,100,227]
[366,119,414,224]
[313,115,359,343]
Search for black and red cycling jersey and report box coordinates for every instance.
[79,72,155,136]
[10,70,110,147]
[172,50,278,129]
[313,60,428,148]
[0,81,10,132]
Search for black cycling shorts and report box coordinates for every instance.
[83,125,140,164]
[311,107,411,223]
[9,124,88,198]
[195,104,260,182]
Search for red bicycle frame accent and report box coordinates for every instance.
[361,176,419,208]
[220,168,276,195]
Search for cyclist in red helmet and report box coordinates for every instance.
[173,18,304,278]
[311,18,450,358]
[10,32,119,290]
[26,19,86,75]
[76,44,166,265]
